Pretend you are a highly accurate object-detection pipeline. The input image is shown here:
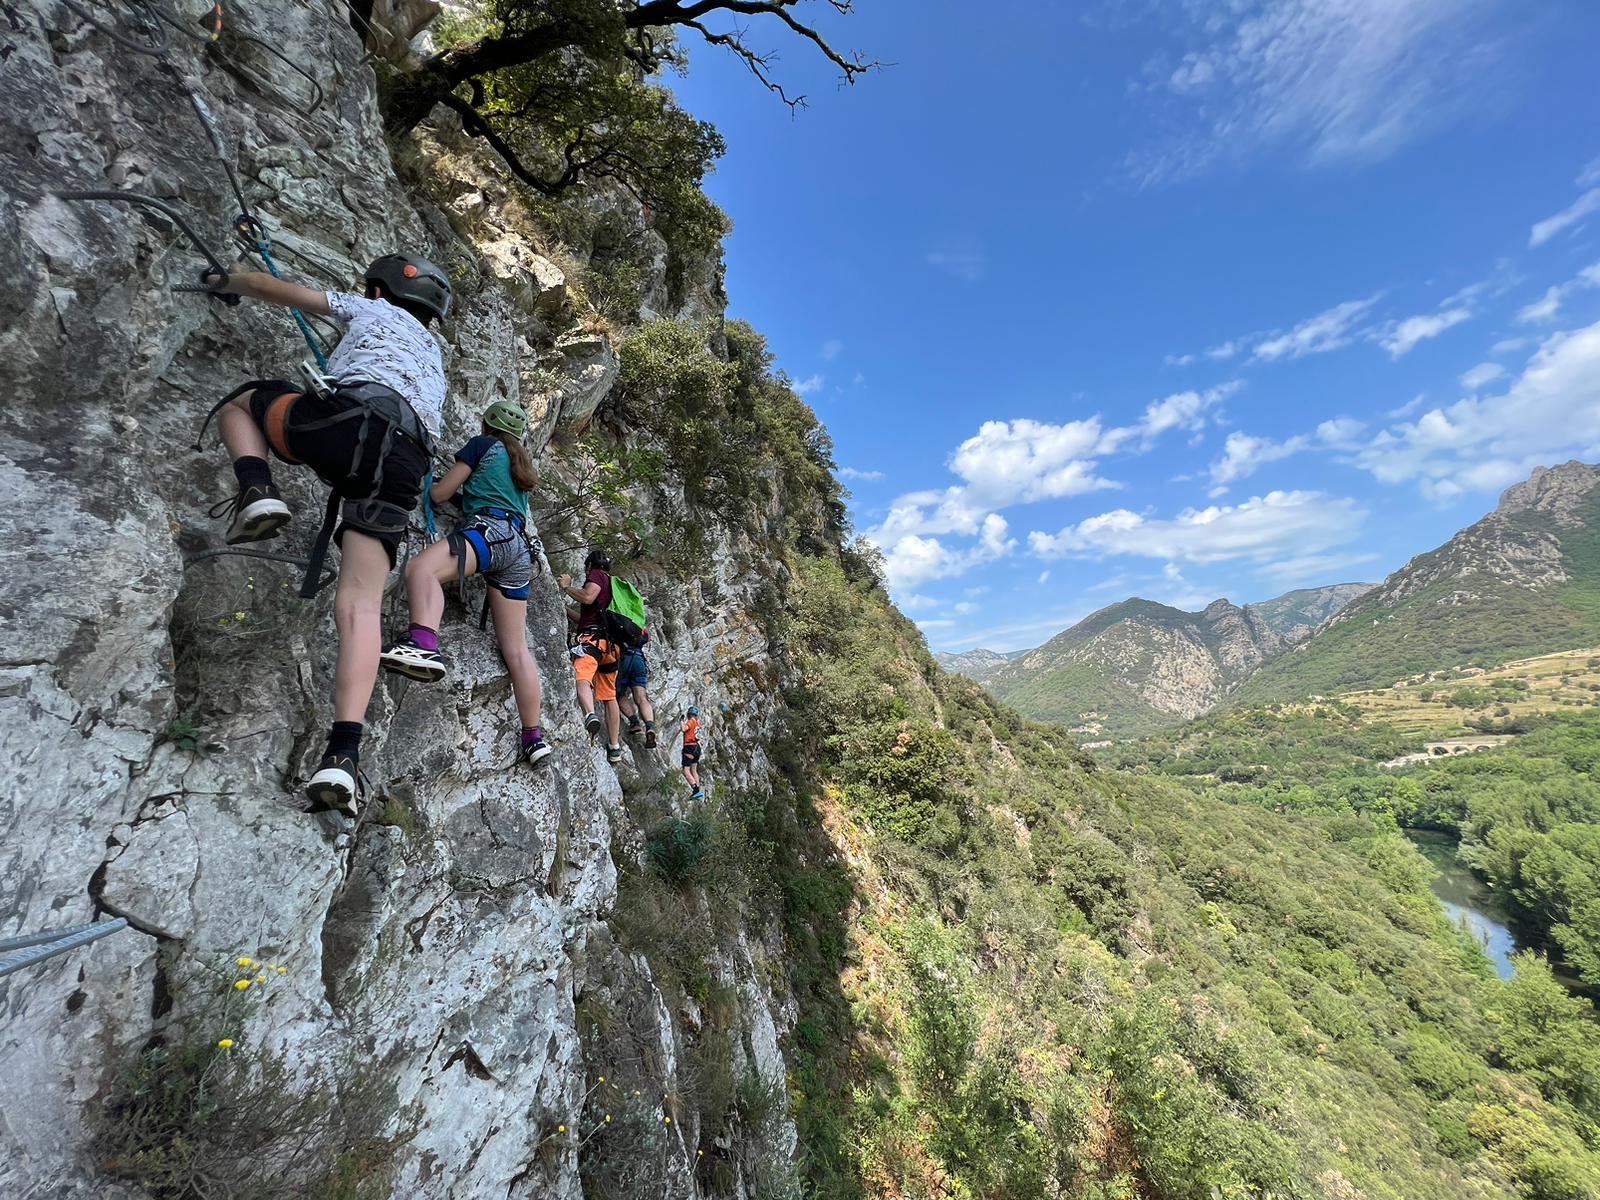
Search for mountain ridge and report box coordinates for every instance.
[1240,461,1600,703]
[979,583,1371,737]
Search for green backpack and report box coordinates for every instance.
[602,577,648,649]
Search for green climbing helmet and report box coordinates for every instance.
[365,253,453,321]
[483,399,528,439]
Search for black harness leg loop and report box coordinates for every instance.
[302,490,342,599]
[194,381,259,451]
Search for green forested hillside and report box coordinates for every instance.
[768,551,1600,1198]
[1240,468,1600,704]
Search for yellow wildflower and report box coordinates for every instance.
[217,1038,234,1049]
[275,966,287,974]
[697,1150,703,1157]
[557,1124,566,1134]
[236,957,254,969]
[597,1075,605,1083]
[256,973,267,984]
[233,611,247,621]
[663,1115,672,1125]
[604,1114,611,1123]
[235,979,251,990]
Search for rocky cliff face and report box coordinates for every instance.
[932,647,1018,683]
[985,585,1370,737]
[0,4,798,1196]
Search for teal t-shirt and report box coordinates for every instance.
[456,435,528,519]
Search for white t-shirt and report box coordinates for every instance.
[323,291,447,436]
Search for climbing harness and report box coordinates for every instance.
[0,918,130,979]
[287,365,433,599]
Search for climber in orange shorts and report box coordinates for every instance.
[560,548,623,764]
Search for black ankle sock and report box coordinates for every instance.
[325,721,363,760]
[233,456,273,491]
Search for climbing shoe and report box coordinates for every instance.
[689,788,705,802]
[606,743,623,765]
[306,753,360,816]
[522,735,553,766]
[644,725,657,749]
[380,636,446,682]
[212,483,290,545]
[626,719,645,738]
[584,711,602,739]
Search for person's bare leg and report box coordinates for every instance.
[576,677,596,717]
[489,592,543,728]
[332,531,393,723]
[218,392,267,463]
[634,687,655,725]
[603,698,620,746]
[404,537,464,632]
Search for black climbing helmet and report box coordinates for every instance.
[364,254,453,322]
[585,548,613,572]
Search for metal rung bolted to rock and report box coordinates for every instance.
[0,918,130,979]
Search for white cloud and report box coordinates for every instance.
[1317,417,1368,448]
[1127,0,1501,185]
[1037,570,1051,584]
[1459,362,1506,390]
[1492,336,1535,355]
[1133,381,1241,439]
[839,466,884,481]
[793,374,825,396]
[1255,551,1381,587]
[820,339,844,362]
[926,250,987,282]
[879,515,1015,590]
[1165,352,1197,367]
[898,593,939,612]
[1207,431,1309,492]
[953,601,978,616]
[1517,262,1600,324]
[948,417,1126,505]
[1387,395,1426,418]
[1379,307,1472,358]
[1253,296,1379,361]
[917,618,957,631]
[1206,339,1242,361]
[1530,187,1600,248]
[1352,318,1600,501]
[1029,490,1367,566]
[866,383,1238,591]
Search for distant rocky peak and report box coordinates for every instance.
[1495,461,1600,524]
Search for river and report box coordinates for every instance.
[1406,831,1520,980]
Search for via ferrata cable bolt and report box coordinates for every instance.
[198,266,240,306]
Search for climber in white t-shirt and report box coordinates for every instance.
[201,254,452,817]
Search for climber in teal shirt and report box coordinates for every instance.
[381,400,553,766]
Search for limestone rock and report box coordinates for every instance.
[0,1,798,1196]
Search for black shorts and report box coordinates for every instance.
[681,744,701,767]
[246,379,427,564]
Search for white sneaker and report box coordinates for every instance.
[380,638,446,682]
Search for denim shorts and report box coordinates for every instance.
[461,513,532,599]
[617,649,649,691]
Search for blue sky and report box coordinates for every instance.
[667,0,1600,652]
